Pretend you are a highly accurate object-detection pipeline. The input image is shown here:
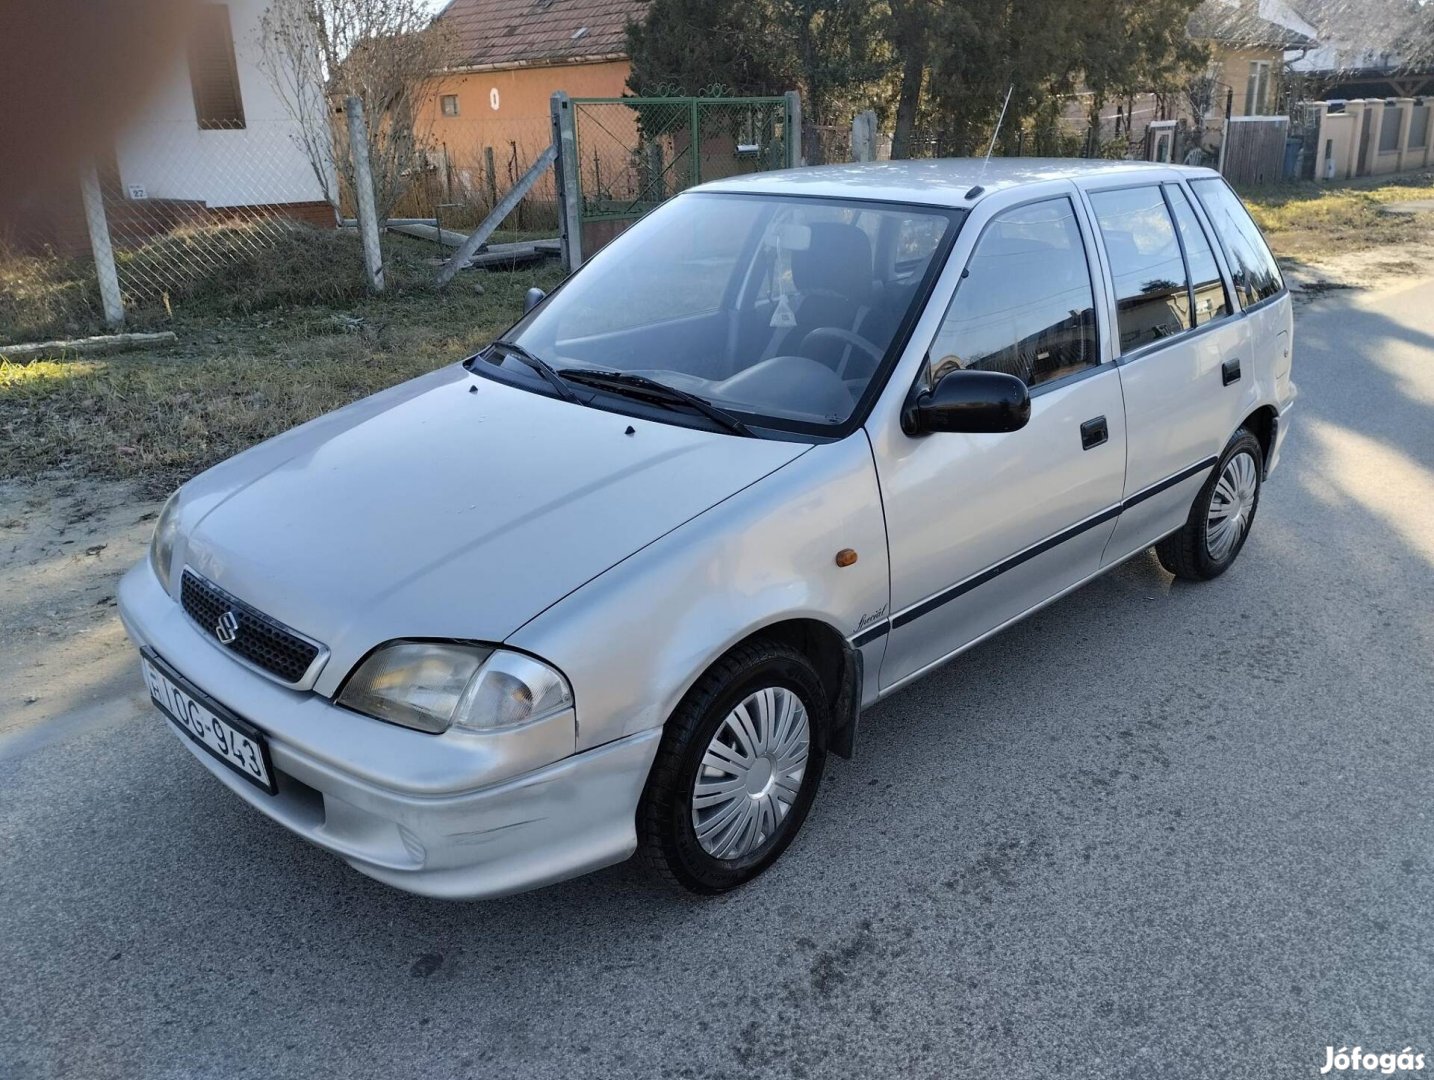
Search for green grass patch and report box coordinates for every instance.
[0,230,564,493]
[1241,171,1434,263]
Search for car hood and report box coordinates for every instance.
[176,365,808,682]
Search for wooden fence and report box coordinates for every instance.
[1220,117,1289,187]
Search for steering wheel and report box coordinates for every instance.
[796,327,885,380]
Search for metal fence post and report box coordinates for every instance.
[690,98,701,189]
[851,110,877,162]
[551,92,583,273]
[344,96,385,293]
[80,163,124,328]
[785,91,804,168]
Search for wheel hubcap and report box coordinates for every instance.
[691,686,810,860]
[1206,451,1258,561]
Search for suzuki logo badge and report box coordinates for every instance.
[215,610,240,645]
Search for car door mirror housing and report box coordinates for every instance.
[524,287,546,314]
[902,369,1031,436]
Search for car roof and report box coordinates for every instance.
[696,158,1218,208]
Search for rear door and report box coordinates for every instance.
[1186,176,1293,431]
[1079,180,1245,563]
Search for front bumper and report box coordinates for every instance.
[118,564,661,900]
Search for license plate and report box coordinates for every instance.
[141,650,276,794]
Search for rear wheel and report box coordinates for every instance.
[1156,428,1263,581]
[637,639,828,894]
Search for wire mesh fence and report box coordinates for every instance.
[572,97,793,222]
[566,96,793,258]
[97,118,334,308]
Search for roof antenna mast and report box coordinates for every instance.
[980,83,1015,180]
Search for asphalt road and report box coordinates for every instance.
[4,277,1434,1080]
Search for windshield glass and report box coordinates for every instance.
[495,192,961,434]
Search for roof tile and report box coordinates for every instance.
[437,0,648,68]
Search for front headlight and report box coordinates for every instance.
[336,641,573,735]
[149,491,181,589]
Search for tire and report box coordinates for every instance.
[637,638,829,894]
[1156,428,1264,581]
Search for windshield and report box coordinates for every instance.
[493,192,961,434]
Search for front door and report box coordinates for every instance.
[872,195,1128,690]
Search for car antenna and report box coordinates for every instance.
[977,83,1014,188]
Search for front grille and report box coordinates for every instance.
[180,569,323,685]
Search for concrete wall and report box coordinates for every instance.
[1313,99,1434,181]
[113,0,331,209]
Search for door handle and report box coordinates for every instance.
[1080,415,1108,451]
[1222,358,1242,386]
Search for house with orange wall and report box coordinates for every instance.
[420,0,646,176]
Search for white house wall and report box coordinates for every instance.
[114,0,331,208]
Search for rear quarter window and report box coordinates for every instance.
[1189,178,1283,307]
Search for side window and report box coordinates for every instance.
[1165,184,1230,326]
[1189,178,1283,307]
[929,198,1099,389]
[1088,186,1191,353]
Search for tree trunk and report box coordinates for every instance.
[891,45,926,159]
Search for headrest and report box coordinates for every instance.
[791,222,873,303]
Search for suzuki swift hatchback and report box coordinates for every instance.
[120,159,1295,898]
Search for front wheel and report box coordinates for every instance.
[1156,428,1264,581]
[637,639,829,894]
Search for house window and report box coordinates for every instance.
[1244,61,1272,116]
[441,94,460,117]
[188,4,246,130]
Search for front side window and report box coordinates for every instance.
[489,193,960,433]
[1165,184,1230,326]
[1190,178,1283,307]
[1088,186,1191,352]
[928,198,1099,389]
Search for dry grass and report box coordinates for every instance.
[3,175,1431,493]
[0,242,109,345]
[1243,171,1434,263]
[0,239,565,493]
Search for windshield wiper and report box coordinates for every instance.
[556,368,753,436]
[488,340,580,404]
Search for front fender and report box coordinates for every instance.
[507,434,890,753]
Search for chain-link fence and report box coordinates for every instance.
[0,115,344,345]
[99,118,335,307]
[571,96,795,252]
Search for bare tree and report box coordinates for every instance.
[259,0,453,222]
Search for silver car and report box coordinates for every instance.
[119,159,1296,898]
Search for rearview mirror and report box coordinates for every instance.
[901,368,1031,436]
[524,287,546,314]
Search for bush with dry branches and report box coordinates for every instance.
[259,0,454,222]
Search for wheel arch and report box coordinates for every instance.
[1240,404,1279,476]
[718,617,861,759]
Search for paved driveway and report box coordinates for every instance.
[4,278,1434,1080]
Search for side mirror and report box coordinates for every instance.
[523,287,546,314]
[901,368,1031,436]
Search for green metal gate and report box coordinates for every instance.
[570,95,798,253]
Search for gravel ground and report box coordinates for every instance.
[2,275,1433,1080]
